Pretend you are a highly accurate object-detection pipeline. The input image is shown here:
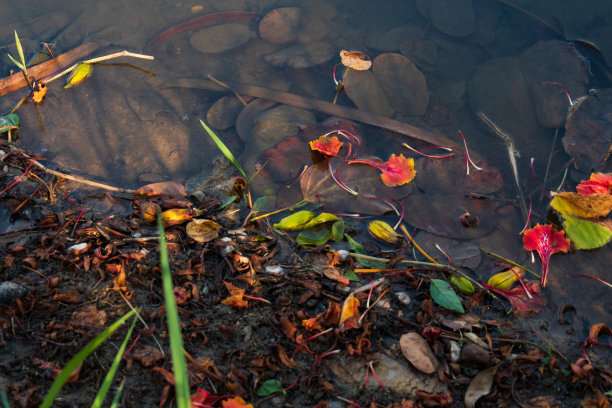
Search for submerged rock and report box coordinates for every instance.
[189,23,254,53]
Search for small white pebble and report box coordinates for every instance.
[449,341,461,363]
[395,291,411,306]
[337,250,349,261]
[265,265,285,275]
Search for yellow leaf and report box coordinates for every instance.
[339,292,360,330]
[65,62,93,88]
[551,192,612,218]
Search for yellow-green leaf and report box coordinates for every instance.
[273,211,314,230]
[302,212,339,229]
[65,63,93,88]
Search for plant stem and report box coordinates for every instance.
[479,247,540,279]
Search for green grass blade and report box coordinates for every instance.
[14,30,26,69]
[90,313,139,408]
[200,119,247,179]
[7,53,26,71]
[157,214,191,408]
[109,378,126,408]
[40,308,137,408]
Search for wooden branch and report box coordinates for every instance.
[0,42,102,97]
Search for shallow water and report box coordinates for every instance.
[1,0,611,350]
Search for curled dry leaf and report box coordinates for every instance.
[134,181,186,200]
[339,50,372,71]
[339,292,360,330]
[186,219,221,243]
[465,365,498,408]
[399,332,438,374]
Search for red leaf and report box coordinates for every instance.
[585,323,612,349]
[482,281,547,314]
[577,180,611,196]
[309,135,343,157]
[349,154,416,187]
[523,224,570,287]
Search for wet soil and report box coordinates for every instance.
[0,153,610,408]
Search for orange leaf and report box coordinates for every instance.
[134,181,186,199]
[302,316,325,332]
[221,396,254,408]
[309,135,343,157]
[339,292,360,330]
[349,154,416,187]
[221,293,248,308]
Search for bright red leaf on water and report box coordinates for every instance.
[309,135,343,157]
[523,224,571,287]
[577,172,612,196]
[349,154,416,187]
[482,280,546,314]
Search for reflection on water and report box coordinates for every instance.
[1,0,611,340]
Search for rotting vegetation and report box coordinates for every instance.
[1,16,612,408]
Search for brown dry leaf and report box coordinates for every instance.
[552,192,612,218]
[399,332,438,374]
[113,265,127,292]
[340,50,372,71]
[323,266,349,286]
[173,286,190,305]
[186,219,221,243]
[465,365,498,408]
[54,289,81,304]
[134,181,186,199]
[70,305,107,329]
[339,292,360,330]
[139,201,161,223]
[132,346,164,367]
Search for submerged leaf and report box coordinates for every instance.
[296,225,332,246]
[0,113,19,133]
[186,219,221,243]
[200,119,247,179]
[465,365,498,408]
[65,63,93,89]
[430,278,464,313]
[332,220,345,242]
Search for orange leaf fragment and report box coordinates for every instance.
[339,292,360,331]
[309,135,343,157]
[349,154,416,187]
[339,50,372,71]
[221,281,249,308]
[221,396,254,408]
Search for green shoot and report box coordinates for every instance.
[40,308,137,408]
[109,378,126,408]
[157,213,191,408]
[200,119,247,179]
[7,30,27,72]
[90,314,139,408]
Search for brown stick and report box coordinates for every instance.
[162,77,462,149]
[0,42,102,97]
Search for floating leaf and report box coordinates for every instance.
[523,224,571,287]
[309,135,343,157]
[273,210,314,230]
[65,62,93,88]
[430,278,464,313]
[561,216,612,250]
[186,219,221,243]
[465,365,498,408]
[332,219,345,242]
[550,192,612,219]
[302,212,339,229]
[257,379,286,397]
[339,292,360,330]
[0,113,19,133]
[296,225,332,246]
[349,154,416,187]
[368,220,402,245]
[339,50,372,71]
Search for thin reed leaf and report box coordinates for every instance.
[109,378,126,408]
[14,31,26,69]
[200,119,247,179]
[40,309,137,408]
[157,214,191,408]
[91,314,139,408]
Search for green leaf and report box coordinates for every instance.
[296,225,332,246]
[332,220,345,242]
[273,210,314,230]
[200,119,247,179]
[216,195,238,211]
[344,234,387,268]
[430,278,464,313]
[158,214,190,408]
[0,113,19,133]
[257,379,286,396]
[7,53,26,71]
[562,216,612,250]
[14,30,26,69]
[302,212,339,229]
[64,62,93,88]
[39,309,137,408]
[345,269,361,282]
[91,314,139,408]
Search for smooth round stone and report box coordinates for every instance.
[264,41,335,68]
[258,7,304,45]
[189,23,253,53]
